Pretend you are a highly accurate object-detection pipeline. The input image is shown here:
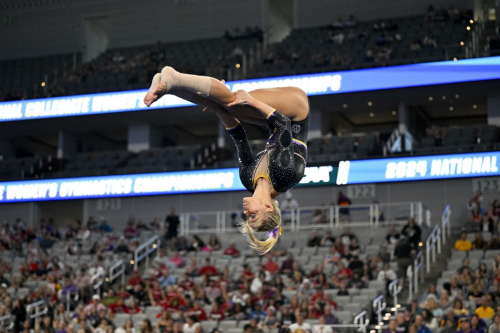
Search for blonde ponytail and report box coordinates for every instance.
[239,200,282,255]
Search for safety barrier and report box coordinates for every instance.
[426,224,442,273]
[109,259,126,285]
[64,289,79,312]
[442,205,452,244]
[414,251,425,294]
[133,235,161,271]
[26,300,48,327]
[389,279,400,313]
[90,271,104,296]
[180,201,430,234]
[353,311,370,332]
[407,265,413,302]
[373,295,386,333]
[0,314,12,331]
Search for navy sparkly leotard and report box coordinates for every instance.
[227,110,309,194]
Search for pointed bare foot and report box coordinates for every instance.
[144,74,166,107]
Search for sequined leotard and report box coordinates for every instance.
[227,110,309,194]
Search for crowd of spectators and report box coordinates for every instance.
[466,193,500,236]
[0,208,430,333]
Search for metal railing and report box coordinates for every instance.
[26,300,48,327]
[134,235,161,271]
[0,314,12,332]
[407,265,413,302]
[180,201,430,235]
[90,271,104,296]
[109,259,126,285]
[353,311,369,332]
[426,224,442,273]
[389,279,400,313]
[442,205,452,244]
[64,289,79,312]
[414,251,425,294]
[373,295,386,333]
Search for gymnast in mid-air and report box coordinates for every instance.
[144,67,309,254]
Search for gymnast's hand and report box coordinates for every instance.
[227,90,255,107]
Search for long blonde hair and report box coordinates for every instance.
[239,200,282,255]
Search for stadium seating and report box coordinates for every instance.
[1,12,470,102]
[0,214,410,332]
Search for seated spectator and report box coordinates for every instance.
[188,235,206,252]
[123,221,138,239]
[347,272,366,289]
[422,33,437,49]
[183,315,202,333]
[470,314,486,333]
[383,320,399,333]
[158,268,177,288]
[346,14,357,27]
[415,314,432,333]
[289,313,312,333]
[281,253,295,274]
[320,231,335,247]
[434,7,448,23]
[483,205,498,233]
[488,233,500,249]
[114,238,131,254]
[402,218,422,248]
[455,232,473,251]
[209,302,225,321]
[365,48,375,62]
[307,230,322,247]
[260,307,280,330]
[185,258,199,277]
[476,296,495,319]
[207,235,221,251]
[223,242,240,258]
[84,294,106,315]
[264,255,279,274]
[128,270,143,287]
[378,262,397,283]
[88,261,105,277]
[97,217,112,232]
[331,31,345,45]
[425,5,435,21]
[374,18,386,31]
[169,251,184,268]
[249,304,267,322]
[489,314,500,333]
[187,300,207,321]
[124,298,142,314]
[198,258,218,277]
[473,233,487,250]
[242,263,256,282]
[410,39,422,51]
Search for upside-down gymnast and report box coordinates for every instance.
[144,67,309,254]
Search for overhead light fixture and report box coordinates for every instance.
[453,58,457,61]
[367,101,373,106]
[473,104,477,109]
[470,19,474,24]
[392,111,396,115]
[369,113,374,117]
[455,94,460,99]
[343,104,348,108]
[460,41,464,46]
[449,106,454,111]
[428,96,433,101]
[467,26,471,30]
[442,96,446,100]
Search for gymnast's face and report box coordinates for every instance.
[243,197,273,225]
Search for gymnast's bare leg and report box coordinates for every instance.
[143,67,308,122]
